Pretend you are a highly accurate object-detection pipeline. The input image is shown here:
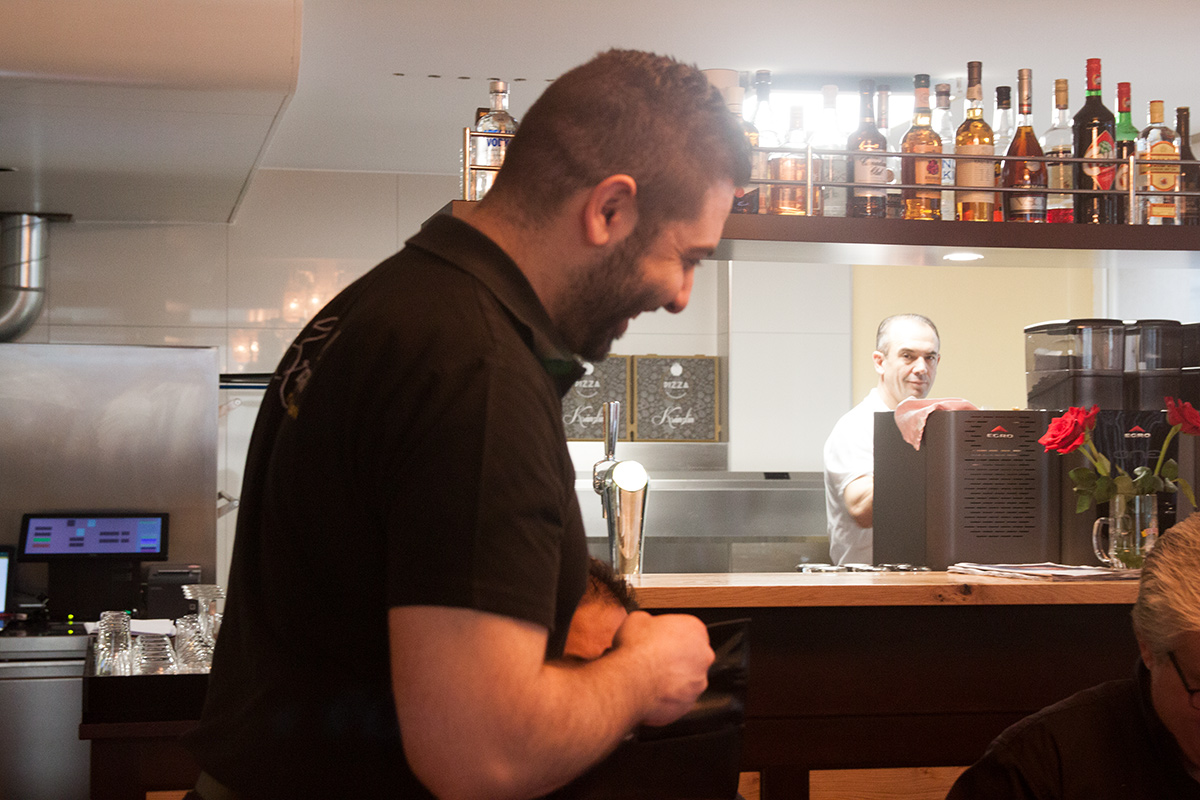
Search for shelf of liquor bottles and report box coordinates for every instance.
[718,146,1200,270]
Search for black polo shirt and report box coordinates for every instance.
[186,214,590,798]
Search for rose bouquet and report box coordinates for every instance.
[1038,398,1199,514]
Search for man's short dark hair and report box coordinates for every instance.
[583,556,638,613]
[481,49,751,234]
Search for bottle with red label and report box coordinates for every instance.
[1072,58,1118,224]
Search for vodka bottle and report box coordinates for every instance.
[1001,69,1047,222]
[768,107,818,215]
[749,70,779,214]
[1178,107,1200,225]
[954,61,995,221]
[1137,100,1181,225]
[991,86,1014,219]
[472,81,518,201]
[812,84,848,217]
[933,83,957,215]
[1072,58,1118,224]
[900,74,942,220]
[1115,82,1139,224]
[1041,79,1074,222]
[848,79,888,219]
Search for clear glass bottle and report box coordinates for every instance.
[1072,58,1118,224]
[955,61,996,221]
[933,83,956,215]
[768,107,818,215]
[1041,79,1074,223]
[1115,82,1139,224]
[1178,107,1200,226]
[848,79,888,219]
[749,70,779,214]
[877,84,903,218]
[1137,100,1181,225]
[991,86,1014,220]
[727,87,760,214]
[472,80,518,201]
[1001,69,1047,222]
[812,84,848,217]
[901,74,942,220]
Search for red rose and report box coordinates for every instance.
[1039,406,1097,454]
[1166,397,1200,436]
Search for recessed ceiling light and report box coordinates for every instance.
[943,251,984,262]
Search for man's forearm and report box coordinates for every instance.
[389,606,710,800]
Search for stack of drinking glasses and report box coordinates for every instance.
[94,610,133,677]
[176,583,225,674]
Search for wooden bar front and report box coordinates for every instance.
[631,572,1140,799]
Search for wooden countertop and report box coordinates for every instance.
[629,571,1139,608]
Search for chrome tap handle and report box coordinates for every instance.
[592,401,621,500]
[603,400,619,462]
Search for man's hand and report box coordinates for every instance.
[612,610,713,727]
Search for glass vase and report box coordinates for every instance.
[1092,493,1159,569]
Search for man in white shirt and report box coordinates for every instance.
[823,314,940,565]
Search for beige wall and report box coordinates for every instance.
[851,264,1096,410]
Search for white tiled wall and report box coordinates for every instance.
[11,168,725,585]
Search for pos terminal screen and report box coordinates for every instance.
[19,513,169,561]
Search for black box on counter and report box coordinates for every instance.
[632,356,720,442]
[82,641,207,724]
[563,356,630,441]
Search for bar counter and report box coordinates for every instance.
[629,571,1141,799]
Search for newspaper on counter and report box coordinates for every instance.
[948,562,1141,581]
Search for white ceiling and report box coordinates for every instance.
[2,0,1198,222]
[262,0,1200,177]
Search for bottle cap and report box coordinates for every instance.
[1117,82,1131,113]
[1086,58,1102,92]
[996,85,1011,108]
[913,74,930,89]
[1149,100,1165,124]
[1054,79,1069,109]
[489,80,508,94]
[754,70,771,87]
[966,62,982,101]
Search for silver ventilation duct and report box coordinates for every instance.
[0,214,49,342]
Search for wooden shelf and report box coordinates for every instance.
[716,214,1200,269]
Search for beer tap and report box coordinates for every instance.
[592,400,649,575]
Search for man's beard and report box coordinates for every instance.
[556,232,659,362]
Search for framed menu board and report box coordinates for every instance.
[562,356,630,441]
[632,356,720,442]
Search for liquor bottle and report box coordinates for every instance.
[877,84,902,218]
[934,83,957,214]
[1137,100,1181,225]
[750,70,780,214]
[848,79,888,218]
[768,107,819,215]
[1072,58,1118,224]
[472,80,518,201]
[1178,107,1200,225]
[900,74,942,220]
[1041,79,1074,223]
[1001,69,1047,222]
[726,87,760,214]
[812,84,848,217]
[954,61,995,221]
[1114,82,1139,224]
[991,86,1015,220]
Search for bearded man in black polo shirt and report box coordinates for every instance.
[185,49,750,800]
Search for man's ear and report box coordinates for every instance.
[872,350,886,376]
[582,175,638,247]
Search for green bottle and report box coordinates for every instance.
[1115,81,1139,223]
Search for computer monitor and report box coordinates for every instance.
[18,513,168,621]
[0,545,12,615]
[19,513,168,561]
